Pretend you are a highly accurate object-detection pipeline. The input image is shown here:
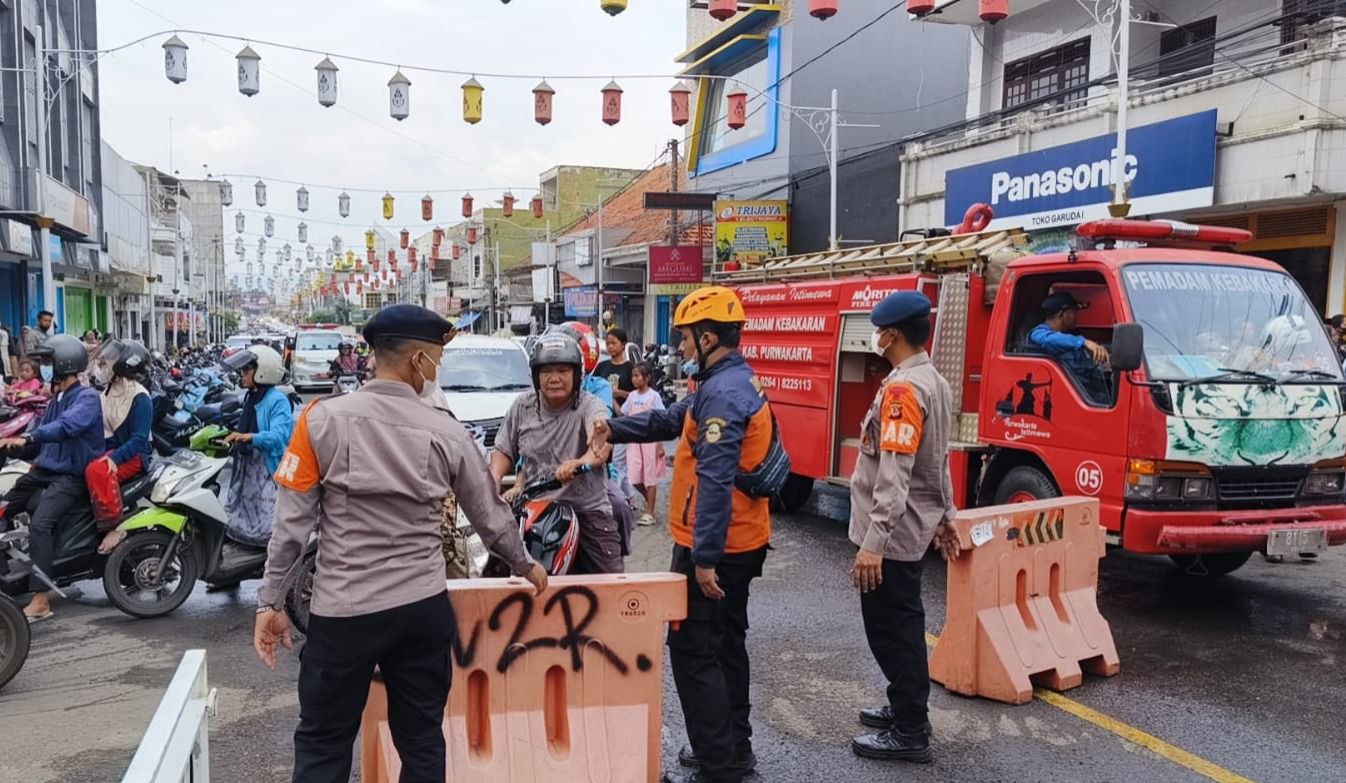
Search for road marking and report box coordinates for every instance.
[923,632,1256,783]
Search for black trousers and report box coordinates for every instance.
[860,557,930,732]
[2,466,87,592]
[293,592,455,783]
[668,544,766,783]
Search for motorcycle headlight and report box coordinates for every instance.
[150,477,178,503]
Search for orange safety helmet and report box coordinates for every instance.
[674,285,746,327]
[555,321,602,374]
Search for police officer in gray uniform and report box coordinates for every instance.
[847,291,960,765]
[253,304,548,783]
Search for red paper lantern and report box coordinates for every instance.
[709,0,736,21]
[669,81,691,127]
[727,87,748,130]
[411,257,418,273]
[466,226,478,245]
[343,282,350,295]
[373,257,381,272]
[399,228,410,249]
[421,195,433,221]
[909,0,935,14]
[452,243,462,260]
[432,227,444,245]
[809,0,838,19]
[502,192,515,218]
[601,80,623,126]
[408,246,418,264]
[980,0,1008,22]
[461,193,474,217]
[533,80,554,125]
[531,195,544,219]
[347,272,354,283]
[357,282,364,294]
[387,249,396,265]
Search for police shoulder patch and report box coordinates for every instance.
[703,416,727,444]
[880,382,923,455]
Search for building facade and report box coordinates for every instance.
[178,179,227,343]
[100,141,151,341]
[901,0,1346,314]
[0,0,104,339]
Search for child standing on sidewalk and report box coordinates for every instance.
[621,363,666,526]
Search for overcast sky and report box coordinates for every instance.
[97,0,686,280]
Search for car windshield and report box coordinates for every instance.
[438,346,531,391]
[1122,263,1343,382]
[296,332,343,351]
[226,336,251,348]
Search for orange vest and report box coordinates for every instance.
[667,404,773,555]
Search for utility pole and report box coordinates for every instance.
[669,138,680,246]
[544,219,554,329]
[595,199,604,331]
[1109,0,1133,217]
[34,24,56,319]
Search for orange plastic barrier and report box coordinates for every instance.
[928,497,1119,705]
[360,572,687,782]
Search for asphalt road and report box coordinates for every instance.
[2,483,1344,782]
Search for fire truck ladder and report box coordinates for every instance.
[711,228,1029,284]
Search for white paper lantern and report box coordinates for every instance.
[264,215,274,237]
[298,222,308,243]
[237,45,261,97]
[235,237,244,254]
[297,186,309,213]
[306,244,315,262]
[332,235,343,253]
[163,35,188,84]
[388,70,411,121]
[338,191,351,218]
[254,179,267,207]
[284,243,292,261]
[257,237,266,254]
[219,178,233,207]
[315,57,339,107]
[235,212,245,233]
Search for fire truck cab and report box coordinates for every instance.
[716,219,1346,577]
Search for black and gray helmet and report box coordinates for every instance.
[529,333,583,406]
[93,339,151,380]
[30,333,88,378]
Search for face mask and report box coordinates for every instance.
[871,330,889,358]
[414,352,438,394]
[39,364,53,383]
[92,365,113,385]
[682,359,698,377]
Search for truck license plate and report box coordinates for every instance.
[1266,528,1327,557]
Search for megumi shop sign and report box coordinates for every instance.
[943,109,1217,230]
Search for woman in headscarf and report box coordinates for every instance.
[88,340,154,554]
[219,344,294,549]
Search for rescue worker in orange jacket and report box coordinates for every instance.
[594,286,771,783]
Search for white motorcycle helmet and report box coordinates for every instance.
[1261,314,1311,357]
[222,344,286,385]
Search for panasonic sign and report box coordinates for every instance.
[944,110,1216,230]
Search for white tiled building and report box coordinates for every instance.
[900,0,1346,314]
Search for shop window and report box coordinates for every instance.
[1280,0,1346,50]
[698,50,768,159]
[690,27,781,176]
[1159,16,1216,78]
[1002,38,1090,111]
[1005,270,1117,408]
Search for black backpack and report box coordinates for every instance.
[734,403,791,500]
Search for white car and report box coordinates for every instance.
[290,329,345,391]
[438,335,532,454]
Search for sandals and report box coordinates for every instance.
[25,609,53,624]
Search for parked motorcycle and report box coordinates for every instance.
[103,425,270,618]
[0,395,49,441]
[0,594,28,690]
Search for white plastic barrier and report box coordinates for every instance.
[122,649,218,783]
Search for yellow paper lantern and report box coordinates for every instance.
[462,77,484,125]
[381,192,395,220]
[365,229,376,250]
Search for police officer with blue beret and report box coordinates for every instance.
[846,291,960,765]
[255,303,545,783]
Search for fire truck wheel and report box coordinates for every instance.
[992,465,1059,506]
[1169,552,1253,577]
[774,473,814,513]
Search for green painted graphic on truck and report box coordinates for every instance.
[1165,383,1345,466]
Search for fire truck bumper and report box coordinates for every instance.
[1125,505,1346,554]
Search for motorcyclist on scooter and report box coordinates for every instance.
[328,341,364,393]
[490,333,619,574]
[219,345,294,551]
[0,334,104,622]
[86,339,154,554]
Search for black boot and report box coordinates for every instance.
[851,727,933,764]
[663,769,756,783]
[677,744,758,774]
[857,705,933,736]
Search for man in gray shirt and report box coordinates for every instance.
[254,304,546,783]
[22,310,55,359]
[491,332,619,574]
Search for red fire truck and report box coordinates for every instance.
[716,219,1346,576]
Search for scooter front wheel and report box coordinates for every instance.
[103,531,201,618]
[0,596,30,690]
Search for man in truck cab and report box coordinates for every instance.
[1028,291,1111,402]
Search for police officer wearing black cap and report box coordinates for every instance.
[847,291,960,765]
[255,303,547,783]
[1029,291,1110,402]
